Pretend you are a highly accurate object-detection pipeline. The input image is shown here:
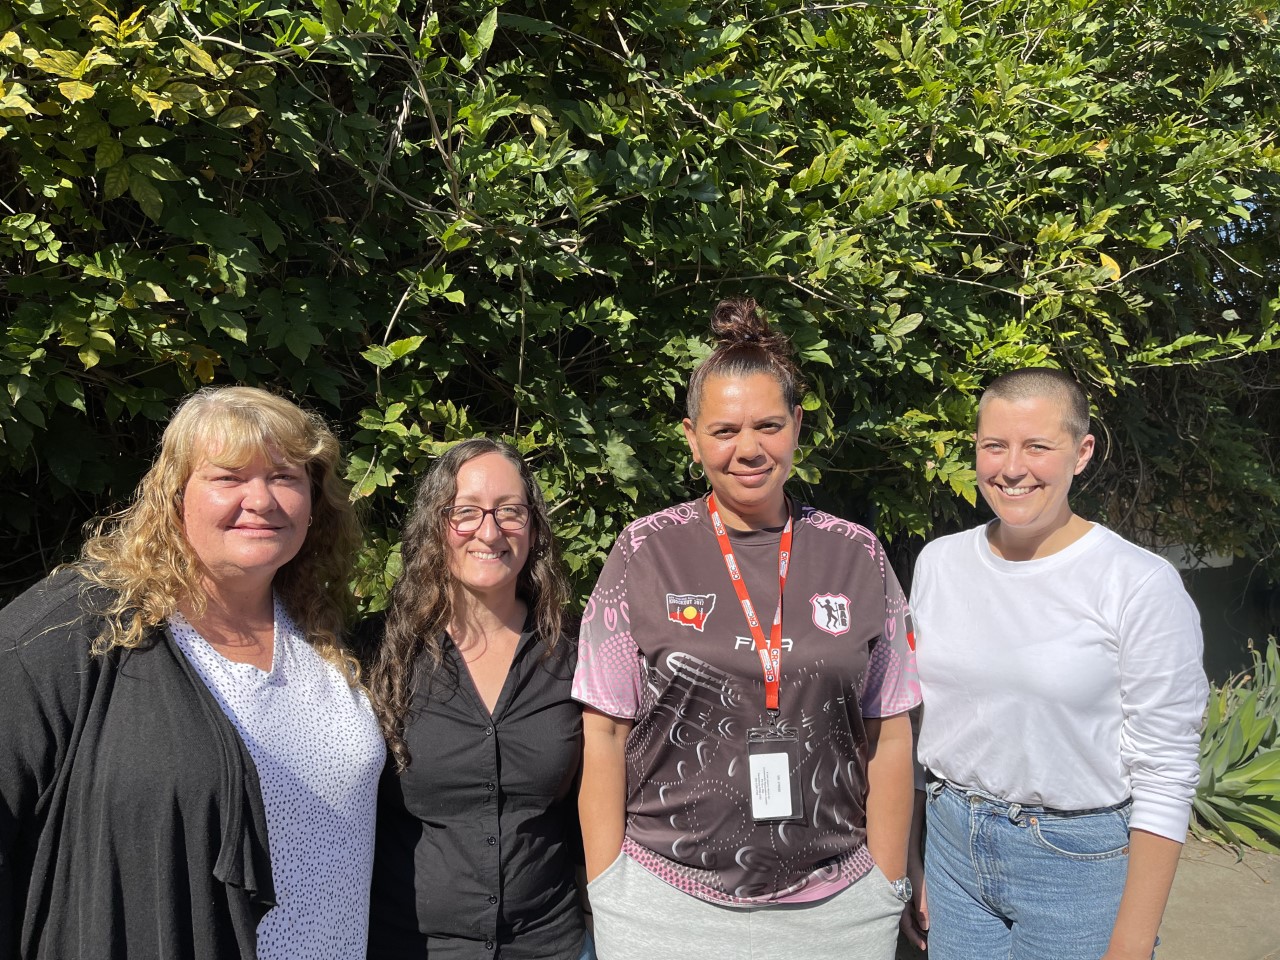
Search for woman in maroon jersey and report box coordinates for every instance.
[574,299,921,959]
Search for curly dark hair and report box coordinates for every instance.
[367,438,569,771]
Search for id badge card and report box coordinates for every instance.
[746,727,805,822]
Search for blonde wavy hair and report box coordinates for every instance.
[77,386,362,675]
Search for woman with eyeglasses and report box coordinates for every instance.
[361,438,589,960]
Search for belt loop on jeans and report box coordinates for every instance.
[1007,802,1022,823]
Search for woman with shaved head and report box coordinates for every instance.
[906,368,1208,960]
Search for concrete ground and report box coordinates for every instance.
[895,840,1280,960]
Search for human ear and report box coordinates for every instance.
[1074,433,1096,475]
[681,417,700,462]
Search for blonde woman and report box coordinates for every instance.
[0,386,384,960]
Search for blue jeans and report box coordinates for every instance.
[924,780,1141,960]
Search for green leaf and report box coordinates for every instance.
[128,176,163,221]
[129,155,184,181]
[389,336,426,359]
[94,139,124,170]
[103,164,131,200]
[284,323,323,361]
[53,376,86,412]
[362,344,395,368]
[129,281,172,303]
[320,0,343,34]
[121,126,174,148]
[238,65,276,90]
[888,313,924,337]
[472,7,498,58]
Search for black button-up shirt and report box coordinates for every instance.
[367,624,585,959]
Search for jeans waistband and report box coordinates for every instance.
[926,777,1132,821]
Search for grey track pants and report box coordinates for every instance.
[587,853,904,960]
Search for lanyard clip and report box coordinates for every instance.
[767,708,780,730]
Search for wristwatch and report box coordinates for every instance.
[888,875,913,902]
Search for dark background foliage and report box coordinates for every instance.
[2,0,1277,608]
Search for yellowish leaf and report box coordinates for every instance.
[163,81,203,103]
[1099,252,1121,282]
[217,105,259,128]
[195,353,217,382]
[58,80,96,102]
[33,49,84,78]
[179,38,220,77]
[0,93,39,117]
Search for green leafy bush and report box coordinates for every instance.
[1,0,1277,607]
[1194,639,1280,853]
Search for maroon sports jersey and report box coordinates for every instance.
[573,497,920,904]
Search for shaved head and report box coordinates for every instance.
[977,368,1091,441]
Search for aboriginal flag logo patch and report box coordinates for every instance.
[666,593,716,632]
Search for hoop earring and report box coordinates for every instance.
[688,460,705,482]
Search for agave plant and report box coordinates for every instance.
[1192,639,1280,853]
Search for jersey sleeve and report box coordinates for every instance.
[861,540,922,718]
[1117,563,1209,841]
[572,534,643,720]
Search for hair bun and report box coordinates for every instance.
[710,298,784,351]
[687,297,806,421]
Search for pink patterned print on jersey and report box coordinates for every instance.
[574,498,921,905]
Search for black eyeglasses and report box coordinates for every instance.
[443,504,531,533]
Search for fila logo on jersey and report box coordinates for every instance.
[811,593,851,636]
[734,636,794,652]
[667,593,716,631]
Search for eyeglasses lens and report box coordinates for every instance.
[447,505,529,532]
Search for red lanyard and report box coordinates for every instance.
[708,494,793,714]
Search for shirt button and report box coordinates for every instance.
[484,725,493,736]
[488,895,498,904]
[487,835,497,845]
[485,939,494,950]
[485,781,496,792]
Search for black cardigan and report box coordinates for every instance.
[0,570,275,960]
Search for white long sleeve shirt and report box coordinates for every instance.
[912,523,1208,841]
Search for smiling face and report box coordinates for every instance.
[446,452,532,602]
[683,372,802,530]
[182,449,312,590]
[975,395,1095,557]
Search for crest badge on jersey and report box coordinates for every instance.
[667,592,716,631]
[810,593,851,636]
